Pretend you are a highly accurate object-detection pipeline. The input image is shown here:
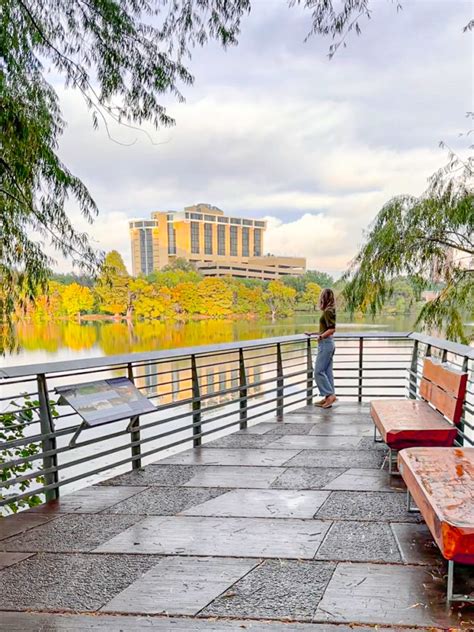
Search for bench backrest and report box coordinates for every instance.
[420,357,468,424]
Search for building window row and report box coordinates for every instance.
[204,223,213,255]
[230,225,238,256]
[191,221,200,254]
[242,227,249,257]
[182,213,262,227]
[139,228,154,275]
[217,224,226,256]
[254,228,262,257]
[131,220,156,228]
[168,223,176,255]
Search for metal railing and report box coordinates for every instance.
[1,331,473,511]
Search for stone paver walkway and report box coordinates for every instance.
[1,403,473,630]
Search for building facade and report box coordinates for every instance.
[129,204,306,280]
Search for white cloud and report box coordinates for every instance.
[265,213,349,273]
[41,0,471,277]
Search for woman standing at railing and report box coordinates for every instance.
[305,288,337,409]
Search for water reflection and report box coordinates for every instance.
[7,313,418,361]
[135,355,264,407]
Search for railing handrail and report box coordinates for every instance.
[409,332,474,361]
[1,331,415,380]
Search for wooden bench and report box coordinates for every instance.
[371,357,468,473]
[399,447,474,603]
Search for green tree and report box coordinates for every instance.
[386,278,417,315]
[302,282,322,311]
[2,0,409,321]
[283,270,333,295]
[343,170,474,342]
[264,281,297,320]
[95,251,133,318]
[230,280,266,315]
[161,258,199,274]
[61,283,94,319]
[147,268,201,288]
[51,273,94,288]
[0,396,56,514]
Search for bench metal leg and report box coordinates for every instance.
[447,560,474,604]
[406,490,421,513]
[373,424,383,443]
[387,448,401,476]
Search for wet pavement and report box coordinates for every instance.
[1,403,473,630]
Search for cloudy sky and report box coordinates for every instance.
[54,0,473,276]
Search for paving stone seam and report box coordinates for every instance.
[112,461,384,470]
[194,558,265,617]
[312,517,335,561]
[0,549,441,569]
[199,444,378,451]
[311,561,338,621]
[0,610,447,630]
[94,487,148,513]
[0,516,60,542]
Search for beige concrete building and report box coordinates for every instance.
[129,204,306,280]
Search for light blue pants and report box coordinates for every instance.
[314,337,335,397]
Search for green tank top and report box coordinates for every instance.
[319,308,336,334]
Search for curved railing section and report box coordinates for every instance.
[1,331,472,512]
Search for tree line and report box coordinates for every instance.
[14,251,334,322]
[14,250,428,323]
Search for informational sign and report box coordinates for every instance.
[56,377,156,427]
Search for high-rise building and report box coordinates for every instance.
[129,203,306,280]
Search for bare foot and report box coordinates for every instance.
[322,395,337,409]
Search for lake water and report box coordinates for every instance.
[3,312,418,368]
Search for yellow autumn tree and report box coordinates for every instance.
[61,283,94,319]
[197,278,233,317]
[95,251,133,318]
[264,281,297,320]
[302,282,322,311]
[173,282,202,316]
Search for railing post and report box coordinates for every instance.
[459,356,469,446]
[408,339,419,399]
[127,363,142,470]
[358,337,364,402]
[276,343,284,420]
[306,337,314,405]
[191,355,202,446]
[37,374,59,502]
[239,348,248,430]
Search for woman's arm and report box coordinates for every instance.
[319,328,335,339]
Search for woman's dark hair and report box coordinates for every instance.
[319,288,335,311]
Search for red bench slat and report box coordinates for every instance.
[422,357,467,398]
[371,399,458,451]
[371,358,467,451]
[398,447,474,564]
[420,358,467,424]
